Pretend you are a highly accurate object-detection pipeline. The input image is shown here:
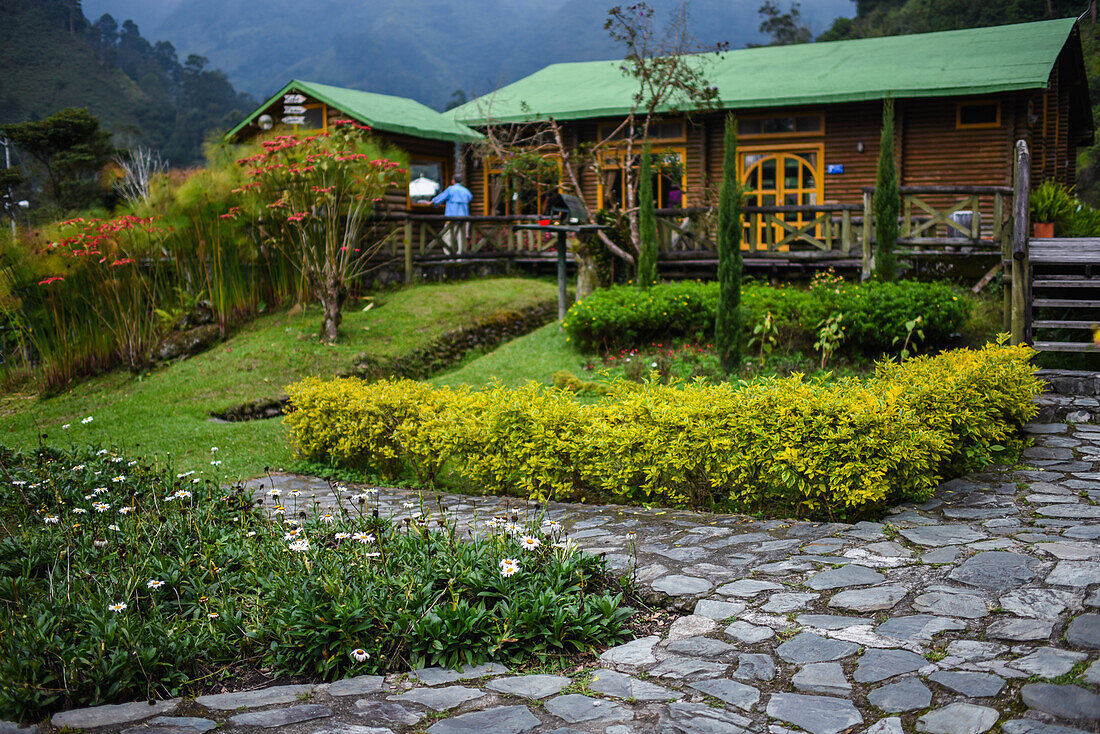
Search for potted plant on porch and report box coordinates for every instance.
[1029,180,1076,238]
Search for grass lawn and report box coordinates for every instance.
[0,278,556,478]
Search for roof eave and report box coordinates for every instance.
[226,80,484,145]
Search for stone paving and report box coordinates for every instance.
[9,420,1100,734]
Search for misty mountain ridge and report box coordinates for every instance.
[81,0,854,109]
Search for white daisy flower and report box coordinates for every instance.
[288,539,310,552]
[119,506,134,514]
[44,515,59,524]
[108,602,127,612]
[81,416,94,424]
[520,535,541,551]
[147,579,165,590]
[350,648,369,662]
[108,524,120,531]
[73,508,87,514]
[267,488,282,497]
[335,532,351,540]
[319,512,335,523]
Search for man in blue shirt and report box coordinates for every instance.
[431,174,473,253]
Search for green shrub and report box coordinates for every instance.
[286,342,1040,520]
[563,280,717,352]
[564,279,967,358]
[0,444,630,721]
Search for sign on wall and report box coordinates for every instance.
[282,93,308,125]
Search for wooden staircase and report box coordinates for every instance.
[1027,238,1100,353]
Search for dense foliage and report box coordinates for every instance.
[715,113,743,372]
[873,98,899,281]
[562,278,968,356]
[636,142,658,288]
[286,342,1041,519]
[1,108,114,214]
[0,0,252,171]
[0,442,631,721]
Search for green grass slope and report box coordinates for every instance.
[430,322,590,390]
[0,279,555,478]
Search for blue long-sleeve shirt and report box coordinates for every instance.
[431,183,473,216]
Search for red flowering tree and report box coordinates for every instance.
[231,122,406,343]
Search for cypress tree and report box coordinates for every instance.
[637,141,658,288]
[716,113,743,373]
[874,97,899,281]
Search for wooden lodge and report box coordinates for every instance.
[222,21,1097,352]
[448,17,1092,275]
[225,79,483,215]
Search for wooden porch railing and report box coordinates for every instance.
[651,204,864,257]
[862,185,1012,249]
[377,185,1016,283]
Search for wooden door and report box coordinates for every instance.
[740,147,823,250]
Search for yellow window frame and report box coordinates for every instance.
[407,154,451,210]
[289,102,327,132]
[738,111,825,139]
[956,100,1001,130]
[738,143,825,250]
[482,154,563,216]
[598,118,687,143]
[596,146,688,209]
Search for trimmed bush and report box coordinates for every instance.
[563,279,967,357]
[286,342,1040,520]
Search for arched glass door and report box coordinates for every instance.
[740,148,822,250]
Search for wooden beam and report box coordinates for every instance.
[972,262,1003,294]
[1012,139,1030,345]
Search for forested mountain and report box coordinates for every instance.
[1,0,254,165]
[80,0,853,109]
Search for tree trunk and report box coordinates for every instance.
[575,252,598,302]
[319,271,345,344]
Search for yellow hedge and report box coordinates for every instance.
[284,342,1040,520]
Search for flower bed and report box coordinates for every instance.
[0,445,631,721]
[287,342,1041,519]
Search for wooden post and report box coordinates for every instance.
[861,190,873,279]
[403,219,413,285]
[556,230,568,326]
[1011,140,1030,345]
[841,209,852,254]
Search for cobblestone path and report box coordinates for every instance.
[13,421,1100,734]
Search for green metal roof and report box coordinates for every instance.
[226,80,483,143]
[451,18,1079,124]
